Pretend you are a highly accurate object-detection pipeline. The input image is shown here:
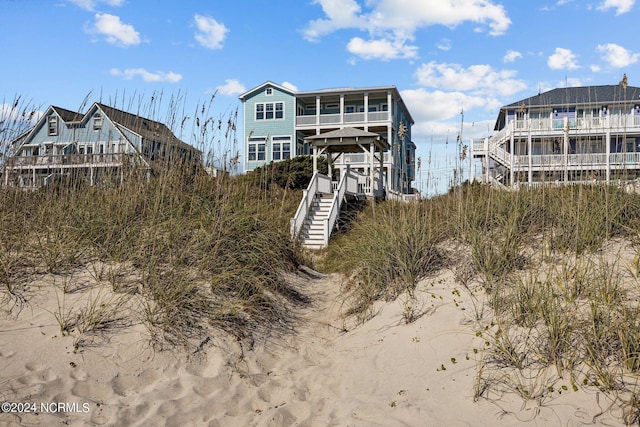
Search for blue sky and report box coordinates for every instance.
[1,0,638,194]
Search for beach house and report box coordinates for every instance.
[239,81,417,248]
[4,102,201,188]
[471,81,640,187]
[239,81,416,195]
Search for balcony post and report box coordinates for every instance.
[369,142,374,197]
[509,130,514,186]
[340,94,344,125]
[563,117,569,183]
[364,93,369,124]
[528,130,532,185]
[606,129,611,183]
[315,96,321,126]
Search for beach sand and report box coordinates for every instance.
[0,260,630,426]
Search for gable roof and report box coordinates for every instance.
[51,106,83,122]
[238,81,296,100]
[95,103,195,152]
[504,85,640,109]
[12,102,199,156]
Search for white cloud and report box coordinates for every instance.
[68,0,124,11]
[281,82,298,91]
[547,47,579,70]
[110,68,182,83]
[216,79,245,96]
[503,49,522,63]
[303,0,511,60]
[303,0,365,41]
[401,88,501,143]
[346,37,418,61]
[591,64,602,72]
[597,43,639,68]
[194,15,228,50]
[89,13,140,47]
[437,38,452,51]
[415,61,527,97]
[597,0,635,14]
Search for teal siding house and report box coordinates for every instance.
[239,81,416,195]
[4,102,200,188]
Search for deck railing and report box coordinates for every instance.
[7,153,125,168]
[334,151,393,166]
[510,153,640,169]
[323,171,358,246]
[290,171,332,241]
[295,111,391,126]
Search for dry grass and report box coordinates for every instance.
[322,182,640,421]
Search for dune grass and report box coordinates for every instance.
[322,181,640,419]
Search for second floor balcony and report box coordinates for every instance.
[6,153,127,169]
[296,110,391,127]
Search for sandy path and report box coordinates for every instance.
[0,266,630,426]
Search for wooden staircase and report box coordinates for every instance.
[298,194,333,250]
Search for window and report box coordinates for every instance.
[272,136,291,161]
[255,102,284,120]
[47,116,58,136]
[345,105,355,113]
[368,106,378,112]
[93,114,103,131]
[266,87,273,95]
[248,137,266,161]
[381,104,388,111]
[324,103,339,110]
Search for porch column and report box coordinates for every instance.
[606,129,611,183]
[528,131,533,185]
[364,93,369,123]
[340,94,345,124]
[315,96,321,126]
[327,151,332,179]
[379,144,384,194]
[387,91,392,121]
[509,132,514,186]
[563,117,569,183]
[313,145,318,172]
[369,142,374,197]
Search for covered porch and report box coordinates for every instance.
[306,127,389,198]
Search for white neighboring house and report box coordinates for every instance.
[4,102,201,188]
[472,82,640,187]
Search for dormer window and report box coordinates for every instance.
[47,116,58,136]
[93,114,103,131]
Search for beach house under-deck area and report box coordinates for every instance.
[240,81,417,248]
[471,82,640,188]
[4,103,201,189]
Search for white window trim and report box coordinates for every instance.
[271,135,292,161]
[248,137,267,161]
[47,116,58,136]
[93,114,103,132]
[266,87,273,96]
[255,102,285,121]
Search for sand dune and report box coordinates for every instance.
[0,264,629,426]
